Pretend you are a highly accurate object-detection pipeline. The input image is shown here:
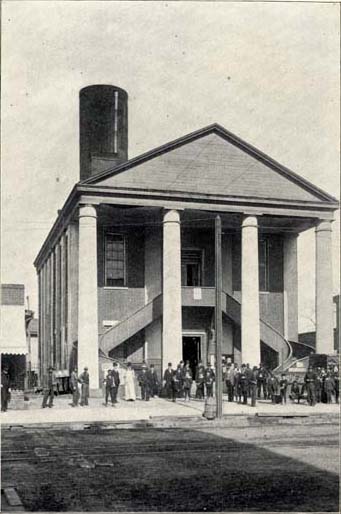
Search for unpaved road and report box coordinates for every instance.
[1,422,339,511]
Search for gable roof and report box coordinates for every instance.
[81,124,338,205]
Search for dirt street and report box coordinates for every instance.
[1,421,339,511]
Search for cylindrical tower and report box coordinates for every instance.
[79,85,128,181]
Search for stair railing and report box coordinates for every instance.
[99,293,162,356]
[223,290,293,371]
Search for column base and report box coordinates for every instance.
[90,388,103,398]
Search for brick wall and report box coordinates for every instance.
[1,284,25,305]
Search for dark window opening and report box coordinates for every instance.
[181,249,203,286]
[105,233,126,287]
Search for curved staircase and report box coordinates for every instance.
[273,340,315,376]
[223,291,293,369]
[99,294,162,356]
[99,289,294,371]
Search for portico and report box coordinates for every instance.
[68,196,336,388]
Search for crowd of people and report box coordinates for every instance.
[222,361,339,407]
[68,361,161,408]
[290,365,339,406]
[163,360,215,401]
[1,359,339,411]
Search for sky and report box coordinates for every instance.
[1,1,340,331]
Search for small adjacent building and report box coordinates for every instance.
[34,85,339,392]
[0,284,27,389]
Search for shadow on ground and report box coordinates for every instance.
[1,426,339,512]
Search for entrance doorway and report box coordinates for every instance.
[182,336,201,377]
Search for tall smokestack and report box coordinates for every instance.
[79,85,128,181]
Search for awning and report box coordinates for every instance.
[1,348,28,356]
[0,305,28,356]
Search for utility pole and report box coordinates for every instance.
[215,215,223,418]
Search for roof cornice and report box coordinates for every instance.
[34,180,338,270]
[81,123,339,204]
[78,184,339,211]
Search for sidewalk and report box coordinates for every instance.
[1,394,339,426]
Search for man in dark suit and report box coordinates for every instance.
[238,365,249,405]
[304,366,317,406]
[163,362,175,401]
[245,363,253,398]
[70,367,79,407]
[139,364,151,401]
[149,364,160,398]
[225,364,235,402]
[204,363,215,398]
[173,363,184,399]
[257,364,268,399]
[195,360,205,399]
[250,366,258,407]
[333,367,339,404]
[1,367,11,412]
[103,369,114,406]
[42,366,57,408]
[79,367,90,406]
[110,362,120,405]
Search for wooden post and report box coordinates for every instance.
[215,215,223,418]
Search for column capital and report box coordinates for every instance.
[78,204,97,219]
[163,209,181,224]
[241,215,258,229]
[315,220,332,233]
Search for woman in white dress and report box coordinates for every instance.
[124,362,136,401]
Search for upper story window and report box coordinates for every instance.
[181,249,203,286]
[105,233,126,287]
[259,238,269,291]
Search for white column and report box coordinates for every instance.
[283,233,298,342]
[78,204,99,390]
[241,215,261,366]
[315,220,334,354]
[162,209,182,371]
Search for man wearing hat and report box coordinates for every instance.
[304,366,317,406]
[138,363,151,401]
[70,367,80,407]
[111,362,120,405]
[238,365,249,405]
[163,362,175,401]
[250,366,258,407]
[149,364,160,398]
[1,367,11,412]
[42,366,57,408]
[195,360,205,400]
[78,367,90,406]
[204,363,215,398]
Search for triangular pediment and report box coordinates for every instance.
[85,125,337,204]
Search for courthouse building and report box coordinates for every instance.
[34,85,338,391]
